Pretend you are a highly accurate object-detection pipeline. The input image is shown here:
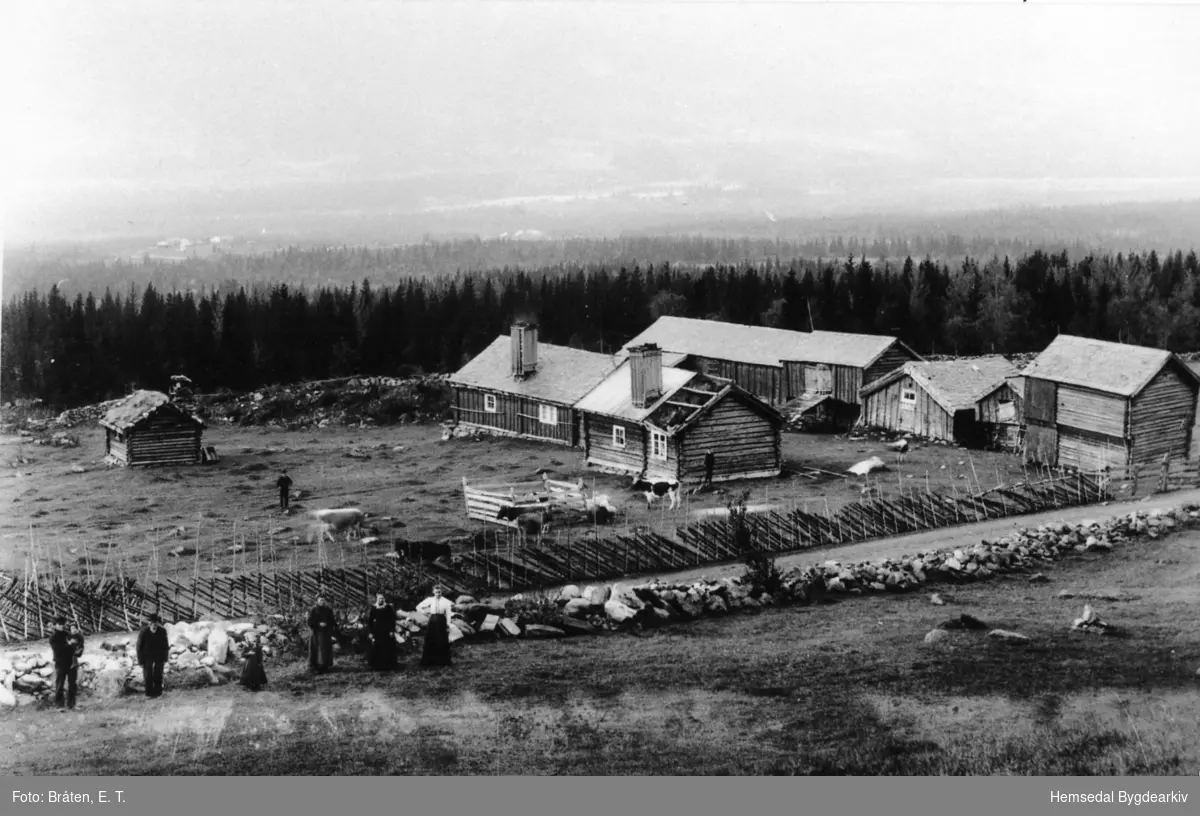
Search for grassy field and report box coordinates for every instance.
[0,422,1034,582]
[2,526,1198,775]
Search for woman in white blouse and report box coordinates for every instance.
[418,585,454,666]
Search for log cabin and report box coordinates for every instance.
[619,316,920,425]
[574,343,784,483]
[858,356,1020,447]
[1020,335,1200,471]
[100,390,206,467]
[449,323,620,446]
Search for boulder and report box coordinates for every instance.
[498,618,522,637]
[583,585,611,605]
[523,624,566,638]
[563,598,597,619]
[556,618,598,636]
[556,585,582,602]
[479,614,500,632]
[988,629,1031,642]
[924,628,949,644]
[604,600,638,624]
[207,627,231,664]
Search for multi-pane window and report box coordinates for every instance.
[484,393,497,413]
[612,425,626,448]
[651,430,668,461]
[538,404,558,426]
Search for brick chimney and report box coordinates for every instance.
[511,322,538,378]
[628,343,663,409]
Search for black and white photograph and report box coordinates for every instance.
[4,0,1200,787]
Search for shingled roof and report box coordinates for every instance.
[99,390,205,432]
[449,336,621,405]
[1020,335,1200,398]
[620,315,915,369]
[861,357,1017,414]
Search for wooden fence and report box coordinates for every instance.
[0,558,469,642]
[3,461,1197,642]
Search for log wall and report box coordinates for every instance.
[677,397,781,481]
[860,374,954,441]
[1130,366,1198,466]
[453,387,575,446]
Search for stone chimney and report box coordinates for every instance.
[511,322,538,378]
[628,343,663,409]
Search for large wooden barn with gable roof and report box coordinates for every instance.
[574,343,784,483]
[100,390,206,467]
[448,322,620,446]
[858,356,1020,447]
[619,316,920,424]
[1020,335,1200,471]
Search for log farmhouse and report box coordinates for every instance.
[100,390,206,467]
[858,356,1020,447]
[448,323,620,446]
[573,343,784,483]
[1021,335,1200,471]
[619,316,920,426]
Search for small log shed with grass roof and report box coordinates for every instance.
[448,322,621,446]
[1020,334,1200,471]
[574,343,784,483]
[858,356,1020,447]
[100,390,206,466]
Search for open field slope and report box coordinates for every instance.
[1,424,1043,582]
[2,523,1199,776]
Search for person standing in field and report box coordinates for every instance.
[417,585,454,667]
[136,613,170,699]
[307,595,338,674]
[366,593,399,672]
[49,617,85,711]
[239,635,268,692]
[276,470,294,514]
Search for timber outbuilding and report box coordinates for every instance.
[100,390,206,467]
[858,356,1020,447]
[449,323,619,446]
[619,315,921,425]
[1020,335,1200,471]
[575,343,784,483]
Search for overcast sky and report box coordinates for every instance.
[6,0,1200,240]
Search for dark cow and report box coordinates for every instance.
[496,505,551,536]
[631,477,681,511]
[392,539,452,562]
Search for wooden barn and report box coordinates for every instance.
[100,390,206,467]
[574,343,784,483]
[1020,335,1200,471]
[619,316,920,424]
[858,357,1020,447]
[448,323,620,446]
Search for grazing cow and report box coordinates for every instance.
[392,539,453,562]
[308,508,369,544]
[630,476,681,511]
[496,505,551,536]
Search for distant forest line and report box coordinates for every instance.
[2,246,1199,410]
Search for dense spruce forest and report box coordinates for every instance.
[3,245,1198,410]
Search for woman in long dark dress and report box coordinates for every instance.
[366,593,398,671]
[417,585,454,667]
[239,636,268,691]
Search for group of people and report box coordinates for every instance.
[42,585,452,711]
[306,585,455,674]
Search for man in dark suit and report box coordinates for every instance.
[136,613,170,698]
[49,617,85,711]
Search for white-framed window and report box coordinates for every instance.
[612,425,626,448]
[651,429,668,461]
[538,404,558,426]
[484,393,497,413]
[998,401,1016,422]
[900,388,917,410]
[814,364,833,394]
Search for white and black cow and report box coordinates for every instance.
[631,476,681,511]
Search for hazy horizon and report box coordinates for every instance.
[7,0,1200,244]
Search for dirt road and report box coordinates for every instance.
[601,487,1200,589]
